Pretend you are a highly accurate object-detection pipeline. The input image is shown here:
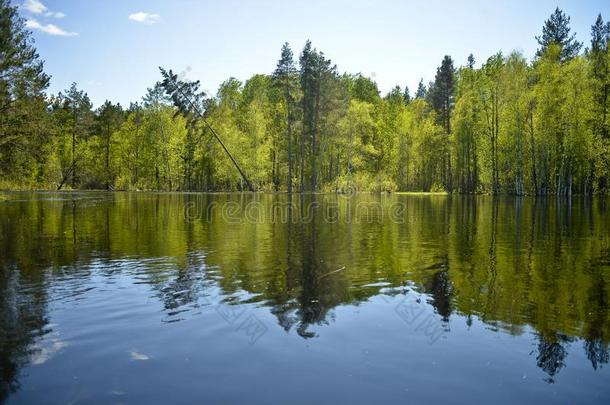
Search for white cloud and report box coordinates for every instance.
[128,12,160,25]
[28,328,67,366]
[22,0,47,14]
[45,11,66,19]
[23,1,66,18]
[26,18,78,36]
[30,340,67,365]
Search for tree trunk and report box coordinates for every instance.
[71,111,76,189]
[311,84,321,192]
[105,123,110,190]
[299,126,305,193]
[287,99,293,194]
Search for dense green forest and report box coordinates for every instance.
[1,1,609,194]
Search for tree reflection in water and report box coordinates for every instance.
[0,192,609,399]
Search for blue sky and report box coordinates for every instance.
[16,0,609,107]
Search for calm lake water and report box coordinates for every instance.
[1,192,609,404]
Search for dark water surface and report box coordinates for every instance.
[1,192,609,404]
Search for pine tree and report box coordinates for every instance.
[273,43,298,193]
[415,78,427,100]
[467,54,475,69]
[0,0,50,184]
[536,7,582,62]
[403,85,411,104]
[142,82,172,109]
[0,0,49,110]
[297,41,311,191]
[430,56,456,191]
[415,78,426,99]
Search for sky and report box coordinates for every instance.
[15,0,609,107]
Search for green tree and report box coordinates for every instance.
[95,101,124,189]
[403,85,411,104]
[536,7,582,62]
[160,68,255,191]
[0,0,51,187]
[346,73,380,103]
[499,52,531,195]
[480,53,504,194]
[1,6,609,196]
[589,14,610,192]
[299,41,340,191]
[415,78,426,99]
[429,55,456,191]
[273,43,299,193]
[113,103,144,189]
[385,85,403,104]
[452,59,483,193]
[467,53,475,69]
[53,83,94,189]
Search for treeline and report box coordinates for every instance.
[1,2,609,194]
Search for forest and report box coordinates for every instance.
[1,1,609,195]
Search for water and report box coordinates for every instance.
[1,192,609,404]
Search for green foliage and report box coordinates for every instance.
[428,55,456,191]
[273,42,299,192]
[0,0,50,187]
[112,104,188,190]
[0,2,609,195]
[536,7,583,62]
[415,79,426,99]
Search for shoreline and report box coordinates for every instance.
[0,189,606,197]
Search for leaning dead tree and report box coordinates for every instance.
[159,67,254,192]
